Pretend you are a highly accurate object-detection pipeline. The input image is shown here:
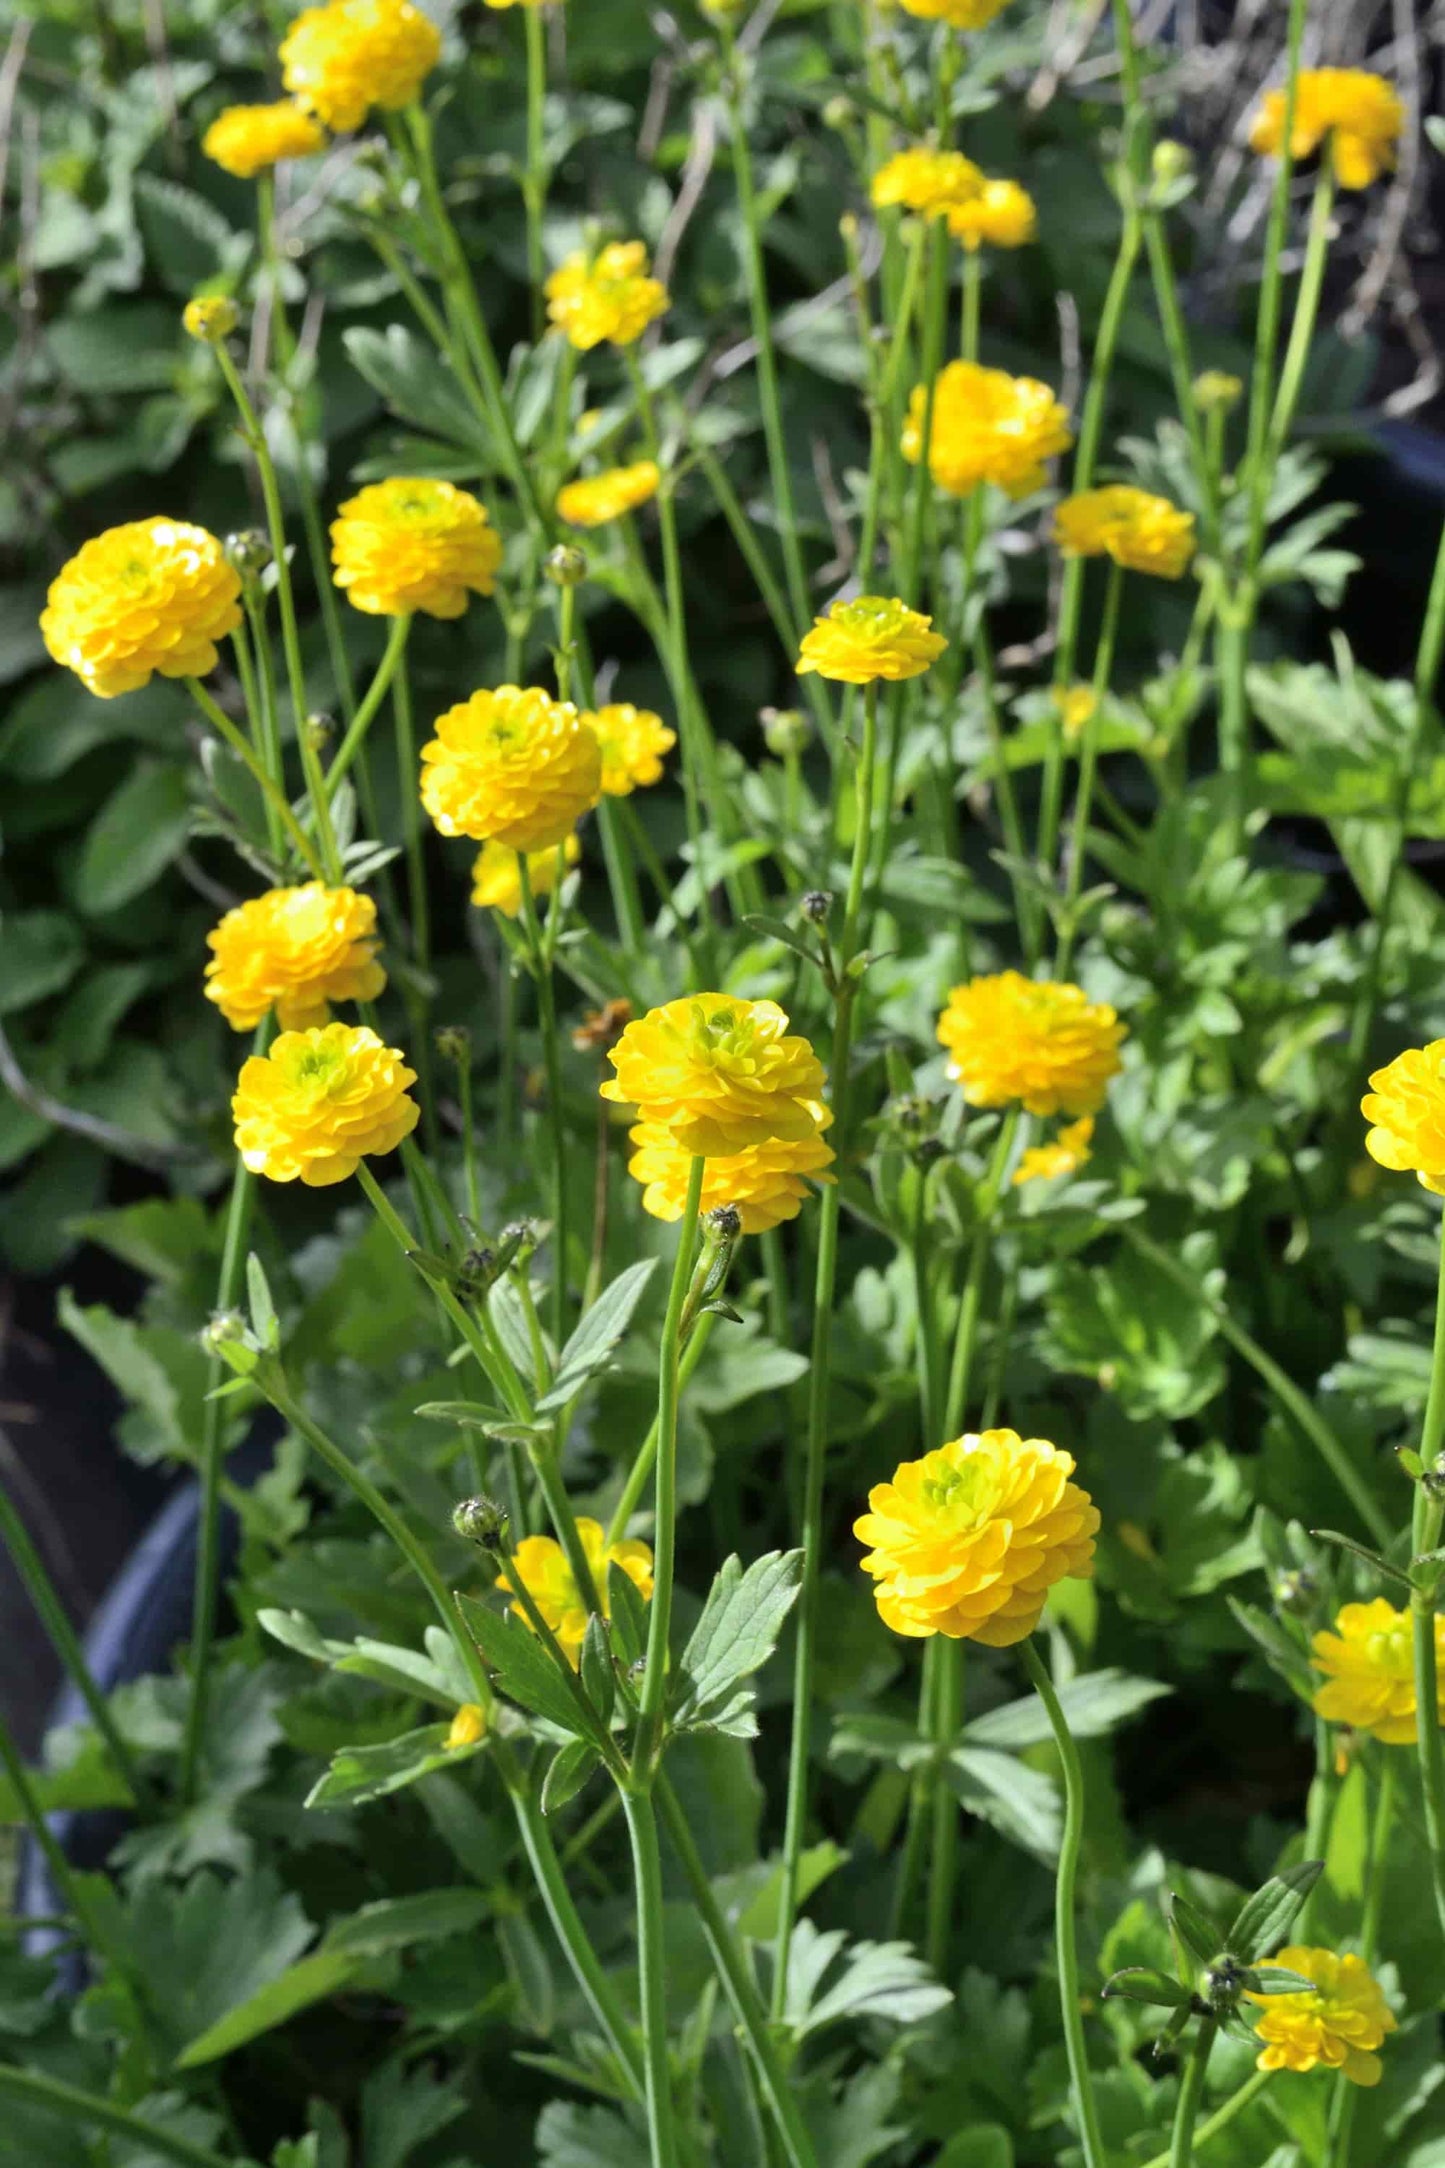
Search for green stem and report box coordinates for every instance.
[773,680,879,2010]
[0,2069,235,2168]
[229,611,281,857]
[1325,1753,1395,2165]
[1137,2069,1272,2168]
[960,245,981,362]
[1169,2019,1218,2168]
[1265,158,1335,469]
[721,42,810,635]
[925,1638,963,1973]
[1410,1222,1445,1941]
[394,646,429,979]
[186,676,323,878]
[522,1,547,337]
[1055,558,1124,977]
[1021,1638,1107,2168]
[517,851,569,1346]
[180,1125,262,1804]
[597,796,647,952]
[456,1053,482,1228]
[0,1476,150,1810]
[943,1108,1020,1437]
[0,1714,136,1989]
[620,1787,680,2168]
[633,1155,706,1772]
[656,1774,819,2168]
[605,1311,716,1546]
[328,612,412,793]
[1122,1226,1392,1545]
[1039,198,1142,869]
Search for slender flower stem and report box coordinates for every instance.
[1137,2069,1272,2168]
[0,1478,150,1809]
[328,612,412,793]
[925,1637,963,1973]
[229,611,281,857]
[1121,1226,1393,1547]
[773,680,880,2010]
[598,797,647,952]
[1325,1752,1394,2166]
[633,1155,706,1773]
[943,1108,1021,1437]
[517,851,570,1345]
[655,1774,820,2168]
[0,2068,236,2168]
[1055,558,1124,977]
[180,1098,265,1803]
[960,245,981,362]
[1021,1637,1107,2168]
[0,1713,138,1990]
[720,36,811,636]
[186,676,323,878]
[522,2,548,335]
[605,1311,716,1546]
[1410,1222,1445,1941]
[620,1787,680,2168]
[456,1053,483,1228]
[1265,159,1335,469]
[1168,2019,1218,2168]
[394,648,430,979]
[900,221,948,603]
[1039,196,1142,870]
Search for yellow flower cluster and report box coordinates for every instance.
[420,686,602,852]
[497,1518,654,1664]
[204,883,386,1031]
[1362,1041,1445,1194]
[626,1108,836,1233]
[280,0,441,132]
[603,995,826,1157]
[232,1023,419,1186]
[545,242,668,351]
[556,460,661,528]
[1053,485,1196,580]
[855,1429,1098,1646]
[947,177,1036,252]
[897,0,1012,24]
[41,519,242,700]
[904,361,1072,500]
[1250,69,1403,190]
[1246,1948,1396,2087]
[471,833,581,917]
[1012,1115,1093,1187]
[587,703,676,795]
[870,147,984,219]
[1311,1597,1445,1745]
[796,596,946,685]
[330,478,501,619]
[937,972,1125,1118]
[202,101,327,178]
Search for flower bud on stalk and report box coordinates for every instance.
[762,706,811,758]
[545,544,588,588]
[434,1024,472,1066]
[453,1495,511,1552]
[183,295,239,344]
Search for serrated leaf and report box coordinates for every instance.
[946,1746,1061,1862]
[540,1739,600,1816]
[537,1259,658,1411]
[672,1550,803,1730]
[304,1723,484,1809]
[1226,1862,1323,1962]
[782,1921,951,2038]
[456,1591,589,1734]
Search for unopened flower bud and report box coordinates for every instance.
[435,1024,472,1064]
[801,890,833,925]
[446,1703,488,1749]
[824,95,855,132]
[545,543,588,588]
[1272,1567,1318,1616]
[202,1309,248,1354]
[1151,139,1193,185]
[455,1246,495,1299]
[1194,368,1243,414]
[304,712,334,751]
[453,1495,510,1549]
[225,529,272,580]
[183,295,238,344]
[762,706,811,758]
[704,1203,743,1242]
[1201,1959,1243,2015]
